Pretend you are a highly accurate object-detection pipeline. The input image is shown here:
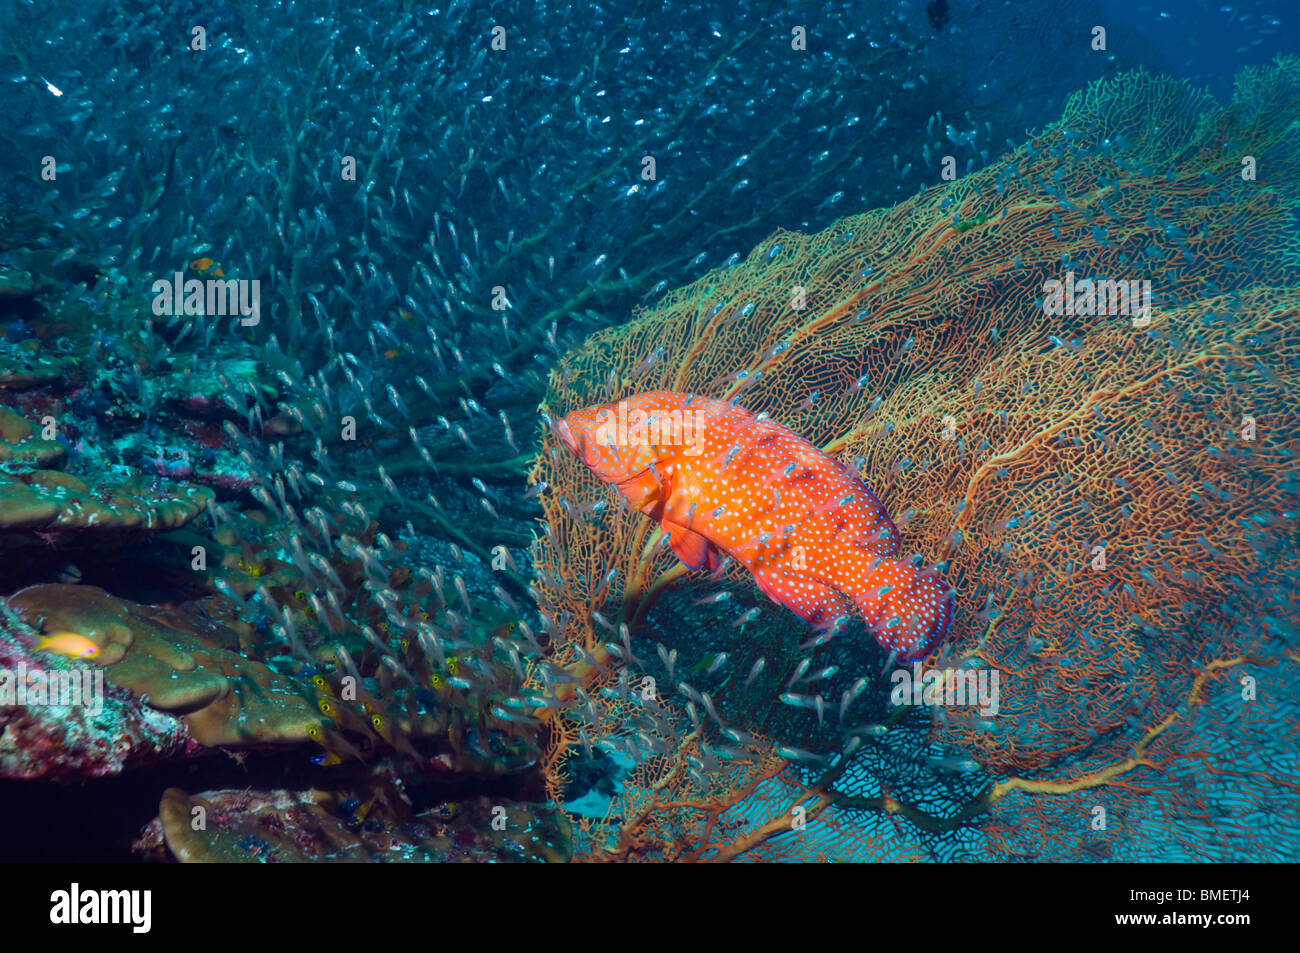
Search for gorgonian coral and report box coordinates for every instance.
[528,60,1300,861]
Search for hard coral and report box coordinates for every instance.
[143,787,572,863]
[0,340,62,389]
[6,585,320,747]
[5,580,529,779]
[0,261,37,299]
[0,600,190,780]
[0,406,213,539]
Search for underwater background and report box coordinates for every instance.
[0,0,1296,862]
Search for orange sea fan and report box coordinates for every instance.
[529,60,1300,861]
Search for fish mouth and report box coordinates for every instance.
[553,417,578,455]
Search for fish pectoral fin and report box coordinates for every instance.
[752,566,851,628]
[665,522,717,571]
[620,468,665,513]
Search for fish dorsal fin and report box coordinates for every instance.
[665,521,718,571]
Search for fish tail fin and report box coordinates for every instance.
[854,558,953,662]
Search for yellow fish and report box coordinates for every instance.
[366,709,424,761]
[305,723,366,765]
[189,256,225,277]
[35,632,101,659]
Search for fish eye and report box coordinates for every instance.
[319,700,333,714]
[371,715,383,728]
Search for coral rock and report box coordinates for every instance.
[0,615,189,781]
[144,787,572,863]
[7,585,321,748]
[0,406,213,540]
[0,344,63,390]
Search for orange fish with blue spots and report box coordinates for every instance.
[555,391,952,661]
